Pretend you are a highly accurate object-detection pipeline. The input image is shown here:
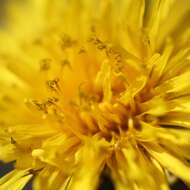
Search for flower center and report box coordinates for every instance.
[25,33,153,142]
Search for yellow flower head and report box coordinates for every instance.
[0,0,190,190]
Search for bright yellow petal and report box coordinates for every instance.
[0,169,32,190]
[145,143,190,184]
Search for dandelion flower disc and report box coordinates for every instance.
[0,0,190,190]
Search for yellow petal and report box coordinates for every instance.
[111,142,169,190]
[69,136,109,190]
[33,167,71,190]
[95,59,112,102]
[145,143,190,183]
[0,169,32,190]
[159,112,190,128]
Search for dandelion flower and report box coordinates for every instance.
[0,0,190,190]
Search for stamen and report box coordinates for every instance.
[78,47,86,54]
[40,58,51,71]
[60,34,76,50]
[31,100,48,114]
[46,78,60,92]
[128,118,134,131]
[10,137,16,144]
[53,109,65,123]
[88,35,107,50]
[26,168,43,176]
[60,59,72,70]
[46,97,59,106]
[105,46,122,63]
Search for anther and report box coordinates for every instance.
[10,137,17,144]
[60,59,72,70]
[40,58,51,71]
[26,168,43,176]
[31,100,48,114]
[78,47,86,54]
[46,97,59,106]
[88,35,106,50]
[46,78,60,92]
[60,34,76,50]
